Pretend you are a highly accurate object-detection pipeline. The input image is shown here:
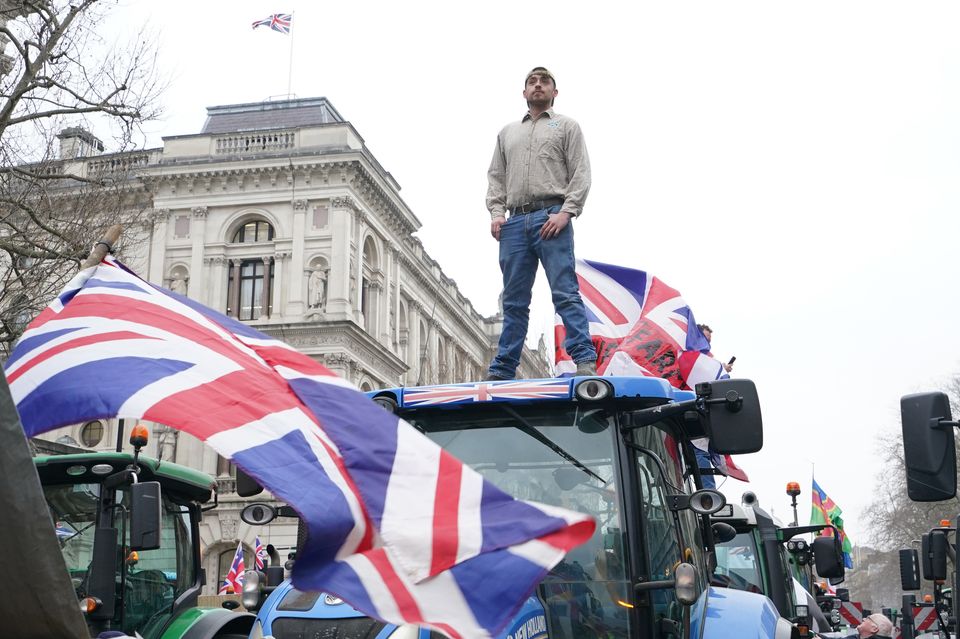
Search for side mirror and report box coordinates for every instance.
[901,392,956,501]
[712,521,738,543]
[129,481,161,551]
[813,535,845,579]
[899,548,921,591]
[241,502,278,526]
[697,379,763,454]
[553,467,585,491]
[236,467,264,498]
[925,531,948,581]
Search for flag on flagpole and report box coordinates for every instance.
[252,13,292,34]
[556,259,746,483]
[218,542,245,594]
[810,478,854,568]
[5,256,594,639]
[254,536,266,570]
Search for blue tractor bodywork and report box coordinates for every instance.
[249,376,788,639]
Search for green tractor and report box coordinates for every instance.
[1,373,254,638]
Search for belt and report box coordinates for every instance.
[508,197,565,216]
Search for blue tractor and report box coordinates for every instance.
[240,376,799,639]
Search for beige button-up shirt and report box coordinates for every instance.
[486,109,592,219]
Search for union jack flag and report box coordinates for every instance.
[218,541,245,594]
[5,256,594,639]
[254,535,266,570]
[252,13,292,34]
[555,259,748,482]
[403,379,569,407]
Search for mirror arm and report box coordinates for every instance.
[932,418,960,430]
[779,524,830,541]
[200,489,219,513]
[635,578,676,593]
[622,398,702,430]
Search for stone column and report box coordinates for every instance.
[428,319,440,385]
[204,256,226,314]
[326,197,355,320]
[272,252,288,319]
[288,199,308,315]
[228,259,243,318]
[147,208,170,285]
[189,207,208,302]
[353,209,366,319]
[392,247,402,351]
[408,300,422,385]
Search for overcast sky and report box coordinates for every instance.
[94,1,960,546]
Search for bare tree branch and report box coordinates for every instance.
[0,1,163,355]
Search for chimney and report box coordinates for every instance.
[57,127,104,159]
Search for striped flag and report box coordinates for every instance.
[810,478,854,568]
[254,536,266,570]
[218,542,245,594]
[252,13,292,34]
[4,256,594,639]
[556,259,746,483]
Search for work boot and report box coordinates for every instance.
[484,373,512,381]
[576,361,597,376]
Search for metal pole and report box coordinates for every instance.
[901,594,916,639]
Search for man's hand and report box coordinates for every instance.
[491,216,506,241]
[540,211,572,240]
[723,363,733,373]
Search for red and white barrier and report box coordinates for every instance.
[892,605,940,639]
[839,601,864,626]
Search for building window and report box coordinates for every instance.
[80,420,104,447]
[232,221,274,243]
[227,259,273,320]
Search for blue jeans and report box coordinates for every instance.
[488,206,596,379]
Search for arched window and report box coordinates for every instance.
[80,420,104,448]
[232,220,274,243]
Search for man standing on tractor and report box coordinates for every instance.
[485,66,596,381]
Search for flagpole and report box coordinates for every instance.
[287,11,295,97]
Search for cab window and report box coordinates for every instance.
[714,532,764,594]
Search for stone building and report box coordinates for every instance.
[31,97,551,591]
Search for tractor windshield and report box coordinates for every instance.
[44,481,195,637]
[714,532,765,594]
[406,403,633,639]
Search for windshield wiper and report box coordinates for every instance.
[497,404,605,484]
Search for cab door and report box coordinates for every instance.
[623,422,705,639]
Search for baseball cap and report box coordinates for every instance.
[525,67,556,85]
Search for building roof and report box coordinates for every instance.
[200,96,345,134]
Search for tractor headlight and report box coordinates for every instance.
[575,379,611,401]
